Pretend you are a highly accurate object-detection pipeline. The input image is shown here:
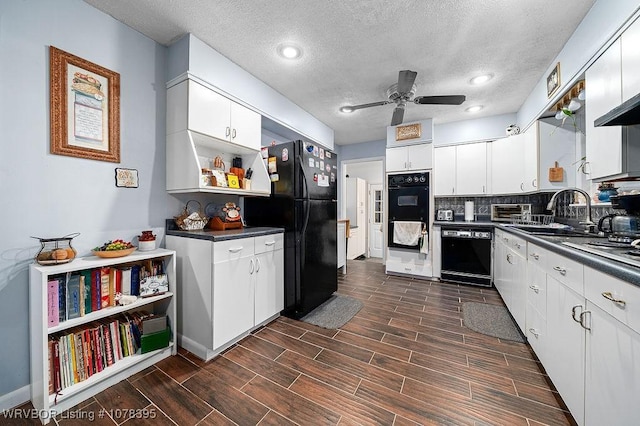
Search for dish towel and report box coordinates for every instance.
[393,221,423,246]
[420,227,429,254]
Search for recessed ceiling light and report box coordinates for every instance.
[278,43,302,59]
[339,106,354,113]
[470,74,493,85]
[465,105,483,113]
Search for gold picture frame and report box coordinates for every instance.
[547,62,561,98]
[50,46,120,163]
[395,123,421,141]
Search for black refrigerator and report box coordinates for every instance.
[244,140,338,318]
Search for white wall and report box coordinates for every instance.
[0,0,182,403]
[434,113,517,146]
[168,34,335,150]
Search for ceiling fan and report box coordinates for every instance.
[340,70,466,126]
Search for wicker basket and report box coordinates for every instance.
[174,200,208,231]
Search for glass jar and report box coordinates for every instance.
[32,233,80,265]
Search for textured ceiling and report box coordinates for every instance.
[84,0,596,145]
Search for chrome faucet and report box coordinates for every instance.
[546,188,595,232]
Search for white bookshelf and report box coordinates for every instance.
[29,248,177,424]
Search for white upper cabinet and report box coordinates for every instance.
[491,135,525,194]
[434,142,487,196]
[168,79,261,151]
[621,16,640,102]
[386,144,433,172]
[535,120,577,191]
[585,39,623,180]
[434,145,456,196]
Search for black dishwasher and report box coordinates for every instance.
[440,227,492,287]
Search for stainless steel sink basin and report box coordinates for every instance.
[503,224,597,237]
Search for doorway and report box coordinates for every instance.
[368,183,384,258]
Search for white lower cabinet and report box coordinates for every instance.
[167,233,284,361]
[493,230,526,331]
[500,231,640,426]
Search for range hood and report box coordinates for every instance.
[595,92,640,126]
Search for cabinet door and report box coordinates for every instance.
[434,146,456,196]
[621,17,640,102]
[230,101,261,151]
[407,144,433,170]
[386,147,408,172]
[537,120,577,190]
[545,276,585,426]
[456,142,487,195]
[585,39,623,180]
[522,126,538,192]
[509,249,526,331]
[493,234,508,302]
[255,249,284,325]
[585,303,640,426]
[188,80,232,141]
[491,136,523,194]
[213,248,254,349]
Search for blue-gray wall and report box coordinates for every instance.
[0,0,181,403]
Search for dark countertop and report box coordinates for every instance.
[496,224,640,287]
[433,220,496,228]
[166,222,284,242]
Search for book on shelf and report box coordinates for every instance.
[47,280,59,327]
[100,268,110,309]
[52,339,61,393]
[66,274,82,320]
[120,267,132,295]
[91,269,101,312]
[57,276,66,323]
[80,270,92,316]
[48,339,54,395]
[79,275,85,317]
[130,265,141,296]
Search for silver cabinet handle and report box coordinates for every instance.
[529,253,539,260]
[264,241,276,246]
[226,126,231,137]
[532,178,537,188]
[232,128,237,139]
[482,185,485,193]
[506,253,513,264]
[515,242,521,249]
[553,266,567,275]
[452,187,455,194]
[249,258,254,274]
[571,305,582,323]
[602,291,626,306]
[255,257,261,272]
[520,182,524,191]
[528,328,539,338]
[580,311,591,331]
[228,247,244,253]
[503,237,509,243]
[529,285,539,294]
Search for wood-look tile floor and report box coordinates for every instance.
[12,259,576,425]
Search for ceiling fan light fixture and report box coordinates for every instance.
[339,106,354,113]
[277,43,302,59]
[470,74,493,85]
[465,105,483,113]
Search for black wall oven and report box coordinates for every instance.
[387,172,430,250]
[440,227,492,287]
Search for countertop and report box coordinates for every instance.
[166,221,284,242]
[496,225,640,287]
[434,220,495,228]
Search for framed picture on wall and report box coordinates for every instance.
[547,62,560,98]
[50,46,120,163]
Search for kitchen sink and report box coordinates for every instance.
[503,224,598,237]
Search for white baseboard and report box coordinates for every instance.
[0,385,30,411]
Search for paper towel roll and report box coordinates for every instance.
[464,201,474,222]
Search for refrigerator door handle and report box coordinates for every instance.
[297,156,311,240]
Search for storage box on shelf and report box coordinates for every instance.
[166,75,270,196]
[29,249,177,424]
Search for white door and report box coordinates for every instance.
[368,184,384,258]
[456,142,487,195]
[434,145,456,196]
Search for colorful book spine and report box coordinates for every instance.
[80,270,92,315]
[47,280,59,327]
[69,333,78,384]
[58,277,66,323]
[131,265,141,296]
[48,340,54,394]
[120,267,132,295]
[79,275,85,317]
[74,331,85,382]
[103,322,114,366]
[100,268,110,309]
[52,339,61,393]
[92,269,101,312]
[66,275,82,320]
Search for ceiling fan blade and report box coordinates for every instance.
[397,70,417,94]
[391,106,405,126]
[344,100,392,111]
[414,95,466,105]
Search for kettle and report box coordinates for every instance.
[598,213,640,235]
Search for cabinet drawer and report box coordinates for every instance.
[255,233,284,255]
[508,234,527,257]
[213,238,254,263]
[526,302,546,359]
[526,262,547,319]
[584,266,640,335]
[527,243,548,269]
[546,251,584,295]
